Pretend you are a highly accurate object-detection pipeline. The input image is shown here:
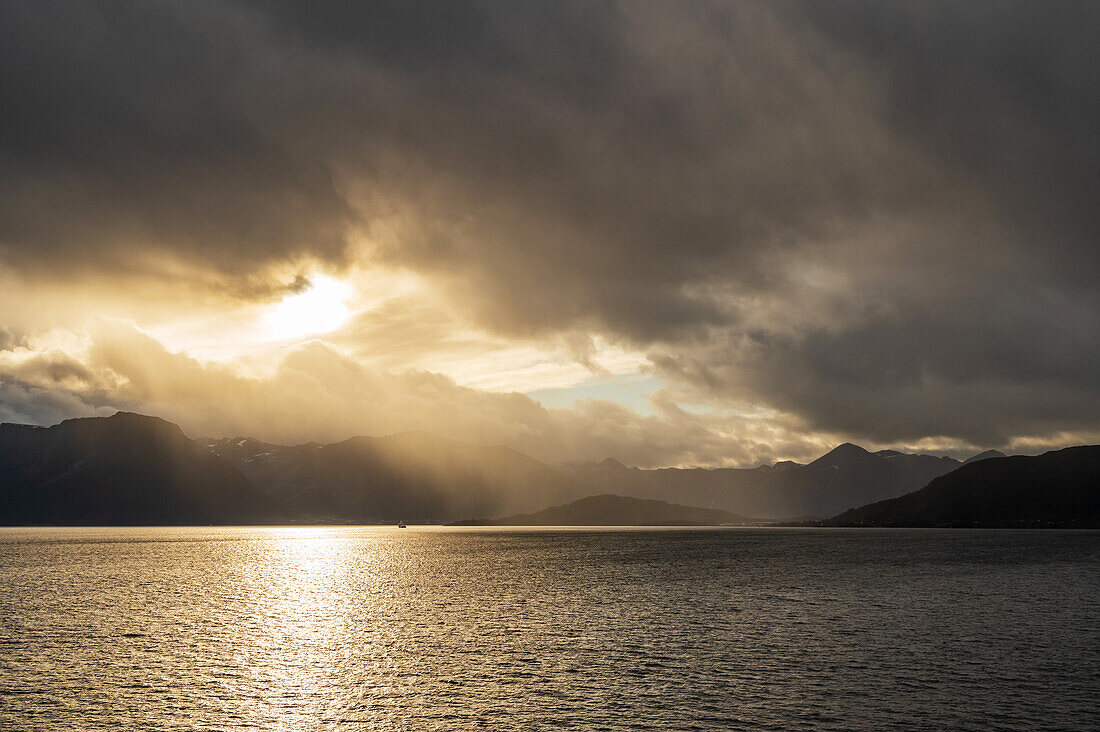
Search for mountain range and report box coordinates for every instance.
[559,443,985,519]
[208,432,988,521]
[4,411,1086,527]
[205,430,571,523]
[829,446,1100,528]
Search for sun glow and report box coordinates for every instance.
[264,275,353,341]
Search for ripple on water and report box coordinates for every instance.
[0,527,1097,730]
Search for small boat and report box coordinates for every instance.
[398,523,407,528]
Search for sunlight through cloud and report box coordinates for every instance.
[264,275,352,341]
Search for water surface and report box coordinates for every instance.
[1,527,1097,730]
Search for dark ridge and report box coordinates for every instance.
[807,442,872,469]
[191,432,973,522]
[962,449,1008,465]
[207,428,571,524]
[0,412,286,525]
[9,413,1086,527]
[827,446,1100,528]
[449,493,755,526]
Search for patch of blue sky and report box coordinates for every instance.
[527,375,664,414]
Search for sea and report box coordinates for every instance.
[1,527,1097,730]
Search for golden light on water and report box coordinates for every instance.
[237,528,365,725]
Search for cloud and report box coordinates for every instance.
[1,2,1097,452]
[0,319,839,467]
[0,2,355,294]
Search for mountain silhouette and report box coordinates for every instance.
[0,412,285,525]
[207,429,573,523]
[216,434,953,523]
[809,442,872,469]
[2,412,1049,525]
[450,494,753,526]
[564,443,964,519]
[962,449,1007,465]
[828,446,1100,527]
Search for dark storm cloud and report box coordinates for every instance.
[0,1,354,288]
[260,0,923,339]
[2,1,1098,446]
[653,280,1100,445]
[794,1,1100,271]
[691,0,1100,444]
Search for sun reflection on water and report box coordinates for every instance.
[232,528,380,728]
[2,528,1098,729]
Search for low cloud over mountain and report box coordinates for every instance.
[2,2,1098,464]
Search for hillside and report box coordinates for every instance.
[207,429,576,523]
[565,443,970,519]
[1,411,1032,525]
[828,446,1100,528]
[0,412,285,525]
[450,494,754,526]
[211,435,975,522]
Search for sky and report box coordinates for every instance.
[1,1,1098,467]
